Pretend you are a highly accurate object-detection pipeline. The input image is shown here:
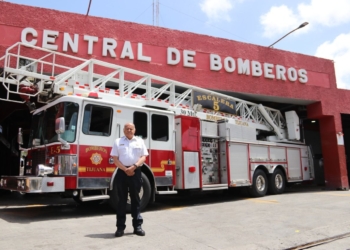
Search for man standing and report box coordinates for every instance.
[110,123,148,237]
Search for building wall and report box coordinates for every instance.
[0,2,349,189]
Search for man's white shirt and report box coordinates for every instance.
[110,136,148,166]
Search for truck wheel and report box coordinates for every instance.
[248,169,268,197]
[109,172,151,212]
[268,169,285,195]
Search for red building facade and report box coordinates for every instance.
[0,2,349,189]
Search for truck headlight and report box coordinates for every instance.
[35,164,54,176]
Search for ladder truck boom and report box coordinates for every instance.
[0,42,299,141]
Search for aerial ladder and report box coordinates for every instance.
[0,42,300,142]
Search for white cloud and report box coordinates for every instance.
[260,5,301,39]
[315,33,350,89]
[298,0,350,27]
[260,1,350,88]
[199,0,233,22]
[260,0,350,38]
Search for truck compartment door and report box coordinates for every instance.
[228,143,250,186]
[287,148,302,181]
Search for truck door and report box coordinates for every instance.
[149,112,175,187]
[77,101,116,189]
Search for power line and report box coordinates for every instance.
[133,3,153,23]
[159,10,166,27]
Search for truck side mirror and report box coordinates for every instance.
[55,117,65,134]
[18,128,23,145]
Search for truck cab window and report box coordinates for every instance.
[83,104,112,136]
[134,111,148,139]
[29,102,79,146]
[151,114,168,141]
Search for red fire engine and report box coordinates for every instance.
[0,43,314,211]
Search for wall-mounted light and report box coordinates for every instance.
[311,120,316,123]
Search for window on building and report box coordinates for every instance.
[83,104,112,136]
[134,111,148,139]
[151,114,168,141]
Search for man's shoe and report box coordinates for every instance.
[133,228,145,236]
[115,230,124,237]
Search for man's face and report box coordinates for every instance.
[124,124,135,139]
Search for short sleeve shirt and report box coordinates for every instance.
[110,136,149,166]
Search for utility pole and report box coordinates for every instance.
[153,0,159,26]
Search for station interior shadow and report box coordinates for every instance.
[341,114,350,183]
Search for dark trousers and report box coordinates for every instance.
[115,168,143,230]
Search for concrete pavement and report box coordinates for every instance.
[1,186,350,249]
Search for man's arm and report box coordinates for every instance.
[131,155,147,171]
[112,156,128,172]
[130,139,148,171]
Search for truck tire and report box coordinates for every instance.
[268,169,285,195]
[109,172,151,212]
[248,169,268,197]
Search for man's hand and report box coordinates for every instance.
[125,167,135,176]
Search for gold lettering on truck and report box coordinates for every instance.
[235,120,249,126]
[86,146,107,153]
[206,115,223,121]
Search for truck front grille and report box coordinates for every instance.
[32,149,46,167]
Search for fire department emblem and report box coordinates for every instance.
[90,153,103,165]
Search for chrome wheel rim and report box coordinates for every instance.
[256,175,266,191]
[275,174,283,189]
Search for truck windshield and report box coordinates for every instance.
[29,102,79,147]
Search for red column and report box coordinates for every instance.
[318,116,348,189]
[308,101,348,189]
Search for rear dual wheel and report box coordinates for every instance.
[268,169,285,195]
[248,168,286,197]
[248,169,268,197]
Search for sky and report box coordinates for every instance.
[6,0,350,89]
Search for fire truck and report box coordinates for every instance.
[0,43,314,211]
